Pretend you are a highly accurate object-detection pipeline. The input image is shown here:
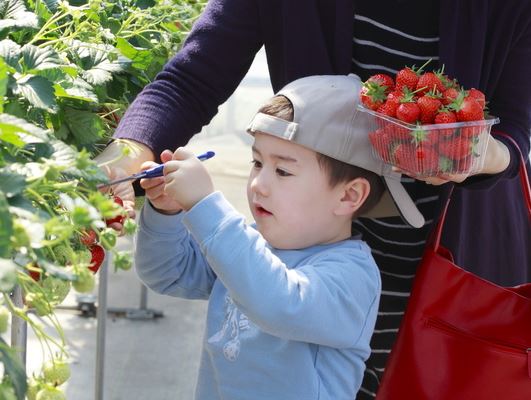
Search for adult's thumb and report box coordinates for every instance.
[160,149,173,163]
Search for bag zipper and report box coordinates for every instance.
[425,317,531,379]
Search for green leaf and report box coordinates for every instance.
[0,39,21,70]
[0,194,13,258]
[20,45,63,73]
[14,75,57,113]
[115,37,153,70]
[0,166,26,197]
[55,77,98,103]
[0,337,27,400]
[63,107,104,145]
[0,113,49,144]
[71,42,130,85]
[0,0,38,31]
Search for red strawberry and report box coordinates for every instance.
[434,110,457,124]
[376,100,399,118]
[395,67,420,91]
[442,87,459,105]
[369,129,395,162]
[417,95,442,124]
[438,138,473,160]
[367,74,395,94]
[88,245,105,274]
[393,143,439,175]
[105,196,125,226]
[396,102,421,124]
[455,97,484,122]
[416,72,445,96]
[467,88,486,109]
[80,230,97,246]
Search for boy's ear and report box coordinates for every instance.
[334,178,371,217]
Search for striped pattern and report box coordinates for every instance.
[351,2,442,399]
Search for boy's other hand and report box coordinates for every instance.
[163,147,214,211]
[140,150,183,215]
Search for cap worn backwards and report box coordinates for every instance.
[246,74,425,228]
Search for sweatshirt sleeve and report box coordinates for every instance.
[134,201,216,299]
[113,0,262,159]
[182,192,381,349]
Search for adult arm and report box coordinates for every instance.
[182,192,381,349]
[112,0,263,160]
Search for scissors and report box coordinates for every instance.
[97,151,216,189]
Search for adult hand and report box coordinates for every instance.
[394,136,511,185]
[95,139,155,229]
[163,147,214,211]
[100,166,136,231]
[140,150,184,215]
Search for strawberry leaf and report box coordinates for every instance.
[0,194,13,258]
[0,0,38,32]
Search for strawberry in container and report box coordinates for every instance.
[359,64,499,178]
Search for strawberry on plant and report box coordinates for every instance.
[42,359,71,386]
[35,386,66,400]
[27,378,43,400]
[80,229,97,246]
[114,251,133,271]
[25,292,53,317]
[99,228,117,250]
[105,195,126,226]
[42,277,71,305]
[88,245,105,273]
[122,218,137,235]
[52,245,74,266]
[72,268,95,293]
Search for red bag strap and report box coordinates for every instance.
[432,132,531,250]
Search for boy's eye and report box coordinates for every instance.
[251,159,262,169]
[276,168,292,177]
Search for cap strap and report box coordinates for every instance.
[246,113,298,140]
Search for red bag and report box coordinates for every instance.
[376,135,531,400]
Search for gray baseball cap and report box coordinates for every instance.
[246,74,425,228]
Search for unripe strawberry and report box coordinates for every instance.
[42,359,71,386]
[25,293,53,317]
[36,386,66,400]
[52,245,74,266]
[42,277,71,305]
[72,268,95,293]
[76,248,92,265]
[27,378,43,400]
[0,306,10,334]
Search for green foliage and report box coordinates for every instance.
[0,0,206,397]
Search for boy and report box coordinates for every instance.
[134,74,423,399]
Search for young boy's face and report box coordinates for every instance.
[247,132,352,249]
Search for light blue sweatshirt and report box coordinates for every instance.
[135,192,381,400]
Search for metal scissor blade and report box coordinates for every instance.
[96,173,143,189]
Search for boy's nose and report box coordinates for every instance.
[249,172,270,197]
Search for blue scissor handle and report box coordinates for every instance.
[137,150,216,180]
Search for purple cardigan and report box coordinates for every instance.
[115,0,531,284]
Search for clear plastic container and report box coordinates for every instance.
[358,105,500,177]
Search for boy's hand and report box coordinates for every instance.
[163,147,214,211]
[140,150,183,214]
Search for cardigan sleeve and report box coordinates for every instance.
[113,0,262,159]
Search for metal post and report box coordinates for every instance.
[95,254,109,400]
[10,286,27,367]
[139,284,148,310]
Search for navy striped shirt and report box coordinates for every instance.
[350,2,442,398]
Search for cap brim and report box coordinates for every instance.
[383,177,426,228]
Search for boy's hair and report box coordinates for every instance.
[257,95,385,217]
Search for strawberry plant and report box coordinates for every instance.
[0,0,206,398]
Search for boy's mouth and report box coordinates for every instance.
[254,204,273,216]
